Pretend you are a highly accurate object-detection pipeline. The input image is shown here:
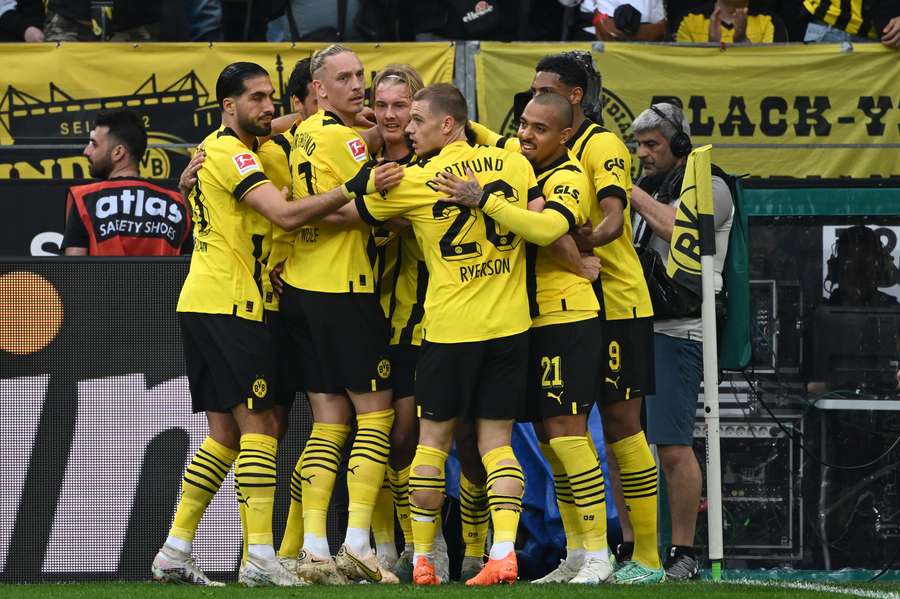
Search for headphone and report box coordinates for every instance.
[650,104,692,158]
[825,225,896,291]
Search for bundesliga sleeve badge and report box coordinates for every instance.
[346,138,367,162]
[232,153,260,175]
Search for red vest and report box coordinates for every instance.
[68,178,191,256]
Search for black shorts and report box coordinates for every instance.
[179,312,278,414]
[525,317,603,421]
[598,316,655,404]
[267,310,303,405]
[390,344,420,400]
[278,284,391,394]
[415,332,528,421]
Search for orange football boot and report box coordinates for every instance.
[412,555,440,586]
[465,551,517,586]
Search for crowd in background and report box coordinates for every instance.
[1,0,898,47]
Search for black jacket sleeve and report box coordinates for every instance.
[872,0,900,36]
[0,0,45,41]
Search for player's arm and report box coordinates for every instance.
[245,161,403,230]
[468,120,521,151]
[575,195,625,250]
[433,169,569,247]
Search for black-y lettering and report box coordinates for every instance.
[688,96,715,137]
[718,97,755,137]
[759,96,788,137]
[857,96,892,136]
[794,96,831,136]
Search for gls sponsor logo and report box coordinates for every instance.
[0,374,242,578]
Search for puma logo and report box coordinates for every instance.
[605,376,620,390]
[348,465,360,476]
[546,390,564,404]
[300,474,315,485]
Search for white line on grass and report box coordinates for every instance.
[731,578,900,599]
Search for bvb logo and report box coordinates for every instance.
[377,359,391,380]
[252,377,268,398]
[499,88,641,181]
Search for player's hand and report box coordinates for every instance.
[433,168,483,208]
[581,254,602,282]
[733,7,749,42]
[883,17,900,47]
[355,107,377,127]
[385,217,411,232]
[573,219,596,252]
[270,261,285,295]
[708,5,722,42]
[179,150,205,194]
[373,161,405,193]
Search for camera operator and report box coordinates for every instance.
[628,102,734,580]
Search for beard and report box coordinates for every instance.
[88,153,112,179]
[239,113,272,137]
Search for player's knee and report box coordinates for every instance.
[410,464,443,509]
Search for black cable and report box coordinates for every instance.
[742,372,900,470]
[870,541,900,582]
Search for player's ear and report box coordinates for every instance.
[560,126,573,145]
[442,115,454,135]
[570,86,583,107]
[222,96,236,116]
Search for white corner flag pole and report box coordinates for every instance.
[701,250,724,581]
[695,145,724,581]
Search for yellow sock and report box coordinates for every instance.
[347,408,394,530]
[170,436,237,542]
[301,422,350,538]
[459,473,489,558]
[388,465,412,545]
[372,474,396,546]
[611,431,660,569]
[235,478,248,564]
[538,442,583,553]
[550,436,607,553]
[408,445,447,555]
[235,433,278,546]
[278,453,304,558]
[482,446,524,547]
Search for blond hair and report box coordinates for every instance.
[310,44,354,78]
[372,64,425,99]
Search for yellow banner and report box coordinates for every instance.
[0,42,455,179]
[476,42,900,179]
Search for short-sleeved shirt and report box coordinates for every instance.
[471,119,653,321]
[675,7,788,43]
[356,140,540,344]
[282,109,378,294]
[177,126,272,322]
[529,151,599,328]
[256,122,298,310]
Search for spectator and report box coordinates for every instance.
[825,226,899,308]
[62,109,192,256]
[186,0,223,41]
[574,0,667,41]
[0,0,44,41]
[802,0,900,47]
[628,103,735,581]
[675,0,788,43]
[44,1,158,41]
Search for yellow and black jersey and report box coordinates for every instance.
[356,140,540,344]
[568,119,653,321]
[675,7,788,42]
[256,120,299,310]
[282,109,377,294]
[379,229,429,346]
[471,118,651,320]
[803,0,878,38]
[177,126,272,321]
[373,150,428,347]
[530,151,600,328]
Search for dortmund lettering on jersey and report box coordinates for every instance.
[357,140,539,343]
[177,126,272,321]
[530,151,600,328]
[283,109,378,293]
[256,121,298,310]
[568,119,653,321]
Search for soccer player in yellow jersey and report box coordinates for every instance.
[469,52,663,584]
[275,45,401,585]
[354,83,541,587]
[152,61,399,588]
[435,93,613,585]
